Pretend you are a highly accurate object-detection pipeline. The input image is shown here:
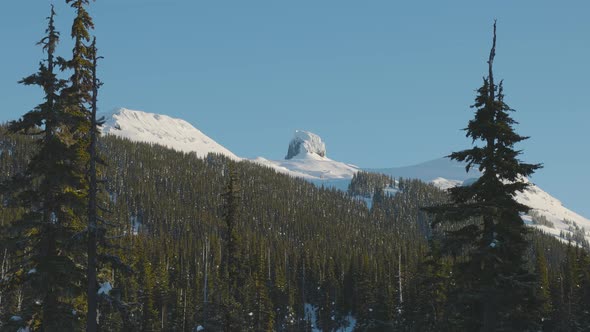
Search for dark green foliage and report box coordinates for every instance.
[0,124,445,330]
[220,166,246,331]
[348,171,395,198]
[0,6,87,330]
[423,22,543,331]
[0,2,128,330]
[535,244,552,327]
[86,36,101,332]
[1,124,588,330]
[406,238,452,331]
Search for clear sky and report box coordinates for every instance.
[1,1,588,217]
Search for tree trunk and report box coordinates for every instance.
[480,214,497,332]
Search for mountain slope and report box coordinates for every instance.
[98,108,589,245]
[371,159,590,245]
[252,130,359,180]
[100,108,240,160]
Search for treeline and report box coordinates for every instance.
[0,130,438,330]
[348,171,396,198]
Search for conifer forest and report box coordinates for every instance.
[1,2,589,332]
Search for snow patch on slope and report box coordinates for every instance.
[431,177,463,190]
[368,157,480,183]
[100,108,240,160]
[263,157,359,180]
[517,180,590,244]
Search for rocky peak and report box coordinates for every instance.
[285,130,327,160]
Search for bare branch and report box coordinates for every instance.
[488,20,497,100]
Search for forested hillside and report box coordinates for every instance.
[1,128,589,331]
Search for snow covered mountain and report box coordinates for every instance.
[100,109,357,180]
[252,130,359,181]
[99,108,589,245]
[100,108,240,160]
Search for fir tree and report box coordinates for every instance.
[576,250,590,329]
[61,0,94,198]
[409,238,452,331]
[86,36,101,332]
[354,254,378,330]
[1,6,86,331]
[137,251,158,332]
[424,21,542,331]
[535,245,552,328]
[555,245,585,331]
[221,165,244,331]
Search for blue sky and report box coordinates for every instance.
[1,1,588,217]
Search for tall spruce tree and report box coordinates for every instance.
[61,0,94,179]
[1,6,86,331]
[221,165,244,331]
[424,21,542,331]
[535,244,552,328]
[86,36,101,332]
[55,1,95,330]
[87,35,131,332]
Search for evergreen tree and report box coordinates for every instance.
[535,245,552,329]
[245,244,275,331]
[86,36,101,332]
[137,250,158,331]
[1,6,86,331]
[354,254,378,330]
[60,0,94,211]
[424,21,542,331]
[555,245,585,331]
[221,165,244,331]
[576,250,590,329]
[316,258,339,332]
[409,238,452,331]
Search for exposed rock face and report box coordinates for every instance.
[285,130,327,159]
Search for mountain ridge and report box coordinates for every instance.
[100,108,240,160]
[100,108,590,245]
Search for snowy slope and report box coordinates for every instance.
[368,157,480,183]
[371,159,590,245]
[99,109,356,180]
[100,108,240,160]
[100,110,356,180]
[251,130,360,181]
[517,179,590,244]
